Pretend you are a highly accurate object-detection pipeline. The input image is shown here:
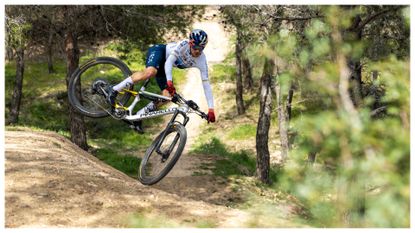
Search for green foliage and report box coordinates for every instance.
[104,41,146,70]
[368,56,409,113]
[5,60,68,131]
[227,124,256,140]
[191,138,256,177]
[402,7,410,27]
[5,14,32,50]
[235,5,410,227]
[5,5,205,58]
[88,118,152,148]
[305,19,331,40]
[209,63,236,83]
[268,29,298,59]
[364,6,410,60]
[94,148,141,178]
[270,6,410,227]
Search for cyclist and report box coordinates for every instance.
[106,29,216,132]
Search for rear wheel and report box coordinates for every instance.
[138,124,187,185]
[68,57,133,118]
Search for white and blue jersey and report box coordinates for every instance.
[144,39,213,109]
[164,39,213,109]
[165,39,209,81]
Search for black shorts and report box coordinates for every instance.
[145,44,168,91]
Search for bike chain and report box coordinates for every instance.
[85,94,128,121]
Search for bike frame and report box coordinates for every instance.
[115,86,191,158]
[119,86,192,160]
[117,84,190,123]
[108,80,206,159]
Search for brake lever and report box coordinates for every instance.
[173,94,208,121]
[186,100,199,110]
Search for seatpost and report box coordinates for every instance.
[140,79,151,91]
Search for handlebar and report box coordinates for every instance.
[172,93,208,121]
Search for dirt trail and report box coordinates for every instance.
[155,6,230,178]
[4,7,251,228]
[5,130,251,227]
[150,6,241,205]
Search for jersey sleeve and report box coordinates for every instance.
[198,54,214,109]
[198,54,209,81]
[202,79,214,109]
[164,55,177,82]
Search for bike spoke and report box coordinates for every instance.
[69,58,133,118]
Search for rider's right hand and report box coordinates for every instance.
[166,80,176,96]
[207,109,216,123]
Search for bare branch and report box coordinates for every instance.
[356,6,404,33]
[370,106,387,117]
[271,15,324,21]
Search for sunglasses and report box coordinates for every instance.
[191,45,205,51]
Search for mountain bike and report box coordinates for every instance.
[68,57,208,185]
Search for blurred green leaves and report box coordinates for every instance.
[221,5,408,227]
[254,5,410,227]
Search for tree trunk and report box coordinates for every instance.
[65,31,88,150]
[242,51,253,91]
[47,25,55,74]
[369,70,383,115]
[347,14,363,106]
[6,47,14,61]
[235,29,245,115]
[255,59,274,184]
[348,59,363,106]
[286,82,295,121]
[275,73,290,161]
[308,151,317,165]
[372,70,378,81]
[7,48,25,125]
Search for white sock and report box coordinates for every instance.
[113,76,133,92]
[137,102,157,115]
[147,102,157,111]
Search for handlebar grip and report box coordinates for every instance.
[201,112,208,120]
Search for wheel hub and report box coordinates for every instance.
[91,79,109,96]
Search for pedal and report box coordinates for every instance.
[129,121,144,134]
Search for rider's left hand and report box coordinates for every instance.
[166,80,176,96]
[207,109,216,123]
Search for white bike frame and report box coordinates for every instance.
[121,87,190,122]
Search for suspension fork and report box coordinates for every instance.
[155,109,189,158]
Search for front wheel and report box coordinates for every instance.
[138,124,187,185]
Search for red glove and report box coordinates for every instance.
[207,109,216,123]
[166,80,176,96]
